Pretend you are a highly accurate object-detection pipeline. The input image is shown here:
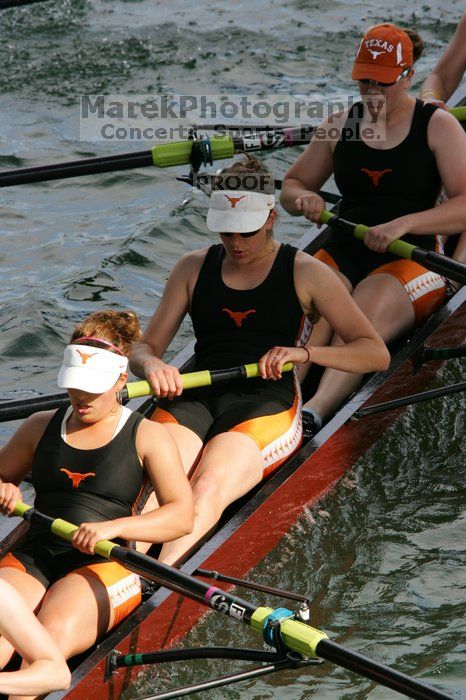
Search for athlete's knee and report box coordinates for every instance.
[0,637,15,669]
[36,612,78,658]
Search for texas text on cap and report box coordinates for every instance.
[352,23,413,82]
[206,190,276,233]
[57,344,128,394]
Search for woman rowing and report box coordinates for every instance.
[0,579,70,696]
[130,157,389,566]
[0,310,193,685]
[280,22,466,433]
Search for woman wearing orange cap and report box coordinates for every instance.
[280,22,466,433]
[0,310,193,678]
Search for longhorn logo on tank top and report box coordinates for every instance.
[222,308,256,327]
[76,349,98,364]
[361,168,392,186]
[224,194,246,208]
[60,468,96,488]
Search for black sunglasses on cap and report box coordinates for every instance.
[220,229,261,238]
[359,67,411,88]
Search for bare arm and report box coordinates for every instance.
[0,412,53,514]
[0,581,71,695]
[130,250,206,397]
[259,253,390,377]
[280,116,338,218]
[420,13,466,105]
[364,109,466,251]
[71,420,194,553]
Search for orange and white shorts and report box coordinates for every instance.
[315,250,446,324]
[0,552,141,629]
[154,377,302,478]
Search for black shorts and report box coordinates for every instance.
[153,377,303,477]
[0,543,107,588]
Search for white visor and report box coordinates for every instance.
[57,344,128,394]
[206,190,275,233]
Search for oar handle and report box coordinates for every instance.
[12,502,116,558]
[449,105,466,121]
[320,210,466,286]
[0,362,294,422]
[126,362,294,399]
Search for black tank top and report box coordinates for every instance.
[191,243,306,371]
[26,407,147,552]
[334,98,441,251]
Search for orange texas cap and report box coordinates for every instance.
[352,23,413,83]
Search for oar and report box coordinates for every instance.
[320,210,466,286]
[0,127,315,188]
[0,362,293,423]
[10,502,452,700]
[0,0,50,8]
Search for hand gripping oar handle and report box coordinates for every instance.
[0,362,293,422]
[125,361,293,399]
[10,503,453,699]
[320,210,466,286]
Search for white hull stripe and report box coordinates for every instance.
[404,271,445,303]
[107,573,141,609]
[261,376,302,470]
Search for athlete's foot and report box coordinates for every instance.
[301,411,321,440]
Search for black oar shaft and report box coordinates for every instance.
[0,152,153,187]
[0,393,70,421]
[420,346,466,362]
[356,382,466,417]
[316,639,452,700]
[15,505,452,700]
[0,0,50,8]
[411,249,466,286]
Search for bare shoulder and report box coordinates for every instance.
[0,409,56,459]
[135,417,176,453]
[19,409,56,441]
[294,249,331,277]
[429,106,466,138]
[170,247,209,280]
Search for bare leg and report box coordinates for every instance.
[9,572,111,700]
[134,423,203,554]
[159,432,263,566]
[304,274,414,419]
[0,570,45,669]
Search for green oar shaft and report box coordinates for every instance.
[0,362,293,422]
[320,210,466,286]
[11,503,452,700]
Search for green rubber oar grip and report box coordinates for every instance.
[449,105,466,121]
[12,501,32,518]
[151,134,235,168]
[11,503,116,558]
[320,210,418,260]
[125,362,294,399]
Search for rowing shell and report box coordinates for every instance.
[1,106,465,700]
[0,246,458,699]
